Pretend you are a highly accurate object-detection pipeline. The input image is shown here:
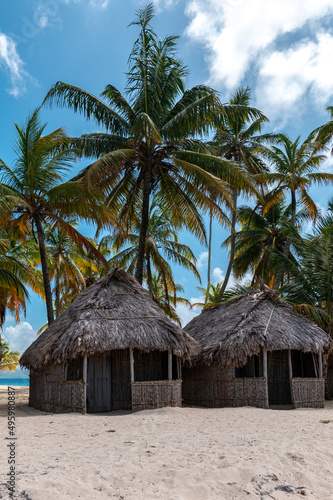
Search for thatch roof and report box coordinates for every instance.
[185,290,332,367]
[20,268,199,370]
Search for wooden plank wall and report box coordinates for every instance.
[267,350,292,405]
[110,349,131,410]
[87,352,113,412]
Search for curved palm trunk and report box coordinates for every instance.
[146,256,153,299]
[218,190,238,300]
[274,190,296,289]
[135,164,152,284]
[205,210,213,303]
[55,272,61,319]
[35,216,54,325]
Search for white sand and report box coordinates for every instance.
[1,386,333,499]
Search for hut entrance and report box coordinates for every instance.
[86,350,131,412]
[87,351,112,412]
[267,350,292,405]
[327,354,333,400]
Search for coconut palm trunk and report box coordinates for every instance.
[206,209,213,300]
[35,216,54,324]
[135,164,152,284]
[218,189,238,300]
[146,257,153,298]
[274,190,297,289]
[55,273,61,319]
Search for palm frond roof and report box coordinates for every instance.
[20,268,199,370]
[185,289,332,367]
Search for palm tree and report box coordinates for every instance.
[150,273,190,325]
[258,133,333,287]
[0,229,39,362]
[0,109,108,324]
[211,87,270,299]
[45,224,100,318]
[0,339,20,372]
[272,200,333,332]
[103,199,200,301]
[192,282,224,308]
[230,200,308,287]
[43,4,259,286]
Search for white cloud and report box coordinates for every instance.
[185,0,333,89]
[153,0,179,11]
[3,322,37,355]
[212,267,252,287]
[0,32,31,97]
[89,0,110,9]
[212,266,224,284]
[256,33,333,119]
[176,299,202,327]
[319,154,333,174]
[196,251,208,269]
[33,0,109,29]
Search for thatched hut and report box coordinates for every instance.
[20,268,199,413]
[183,290,332,409]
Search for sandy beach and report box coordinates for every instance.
[1,386,333,500]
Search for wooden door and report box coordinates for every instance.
[87,351,112,412]
[267,350,291,405]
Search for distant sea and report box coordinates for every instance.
[0,378,29,386]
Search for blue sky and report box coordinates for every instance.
[1,0,333,376]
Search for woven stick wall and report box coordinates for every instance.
[131,380,182,412]
[182,363,268,408]
[184,377,268,408]
[291,378,325,408]
[29,364,85,413]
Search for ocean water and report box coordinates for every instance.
[0,378,29,386]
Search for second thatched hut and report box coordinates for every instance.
[183,290,332,409]
[20,268,199,413]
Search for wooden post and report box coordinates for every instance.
[129,347,135,383]
[263,349,269,408]
[312,353,318,378]
[318,353,323,378]
[177,358,182,380]
[288,350,293,380]
[168,350,172,381]
[83,355,87,413]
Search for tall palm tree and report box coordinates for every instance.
[103,199,200,301]
[259,134,333,287]
[43,4,259,285]
[211,87,270,299]
[0,109,108,324]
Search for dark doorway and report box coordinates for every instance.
[267,350,292,405]
[328,354,333,400]
[87,351,112,412]
[86,350,131,413]
[235,355,260,378]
